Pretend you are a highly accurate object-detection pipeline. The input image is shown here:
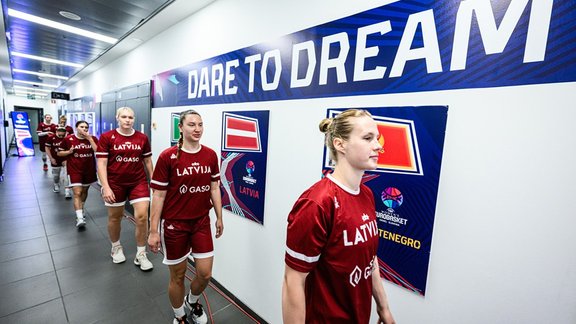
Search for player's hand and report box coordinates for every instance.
[50,158,56,165]
[101,186,116,204]
[215,218,224,238]
[148,232,161,253]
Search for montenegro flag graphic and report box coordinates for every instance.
[374,118,422,175]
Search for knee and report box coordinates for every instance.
[196,269,212,282]
[170,270,187,285]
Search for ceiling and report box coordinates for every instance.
[0,0,215,99]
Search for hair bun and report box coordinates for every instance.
[319,118,333,133]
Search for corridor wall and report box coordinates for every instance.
[65,0,576,323]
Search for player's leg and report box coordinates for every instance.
[130,181,153,271]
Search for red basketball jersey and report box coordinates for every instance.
[96,129,152,185]
[61,134,98,177]
[150,145,220,220]
[45,134,68,165]
[285,174,379,323]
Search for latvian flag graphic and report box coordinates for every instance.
[222,113,261,152]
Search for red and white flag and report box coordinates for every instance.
[223,114,261,152]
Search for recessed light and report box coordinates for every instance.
[59,11,81,21]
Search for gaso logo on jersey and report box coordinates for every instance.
[115,155,140,163]
[113,142,142,150]
[349,258,375,287]
[179,184,210,194]
[176,162,212,176]
[74,152,93,158]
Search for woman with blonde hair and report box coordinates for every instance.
[283,109,395,324]
[96,107,154,271]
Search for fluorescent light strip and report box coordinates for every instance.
[8,8,117,44]
[13,85,52,93]
[14,92,47,97]
[12,52,83,68]
[13,69,69,80]
[13,80,59,88]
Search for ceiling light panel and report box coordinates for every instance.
[8,9,118,43]
[13,68,69,80]
[12,52,83,68]
[13,79,60,88]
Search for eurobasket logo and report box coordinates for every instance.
[382,187,403,210]
[15,113,26,123]
[324,110,423,176]
[243,160,257,185]
[376,187,408,227]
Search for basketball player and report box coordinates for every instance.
[148,109,223,324]
[282,109,395,324]
[96,107,154,271]
[58,121,98,227]
[37,114,54,171]
[55,115,74,136]
[45,127,71,198]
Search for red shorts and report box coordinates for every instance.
[160,216,214,265]
[68,171,97,187]
[104,180,150,207]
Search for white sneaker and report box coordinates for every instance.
[75,218,86,227]
[111,245,126,264]
[65,188,72,199]
[53,184,60,193]
[134,251,153,271]
[187,300,207,324]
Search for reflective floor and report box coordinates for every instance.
[0,150,263,324]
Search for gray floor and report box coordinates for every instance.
[0,150,262,324]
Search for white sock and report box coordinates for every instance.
[137,246,146,254]
[187,292,200,304]
[173,303,186,318]
[111,241,121,248]
[75,210,83,219]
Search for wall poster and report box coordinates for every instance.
[322,106,448,296]
[10,111,35,157]
[220,111,270,225]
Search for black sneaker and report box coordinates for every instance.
[173,314,190,324]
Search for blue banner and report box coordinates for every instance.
[323,106,448,296]
[152,0,574,107]
[10,111,35,157]
[220,111,270,225]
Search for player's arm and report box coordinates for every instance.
[148,189,166,253]
[143,156,154,181]
[210,179,223,238]
[372,256,395,324]
[97,158,115,204]
[282,265,309,324]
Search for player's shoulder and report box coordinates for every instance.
[159,145,179,159]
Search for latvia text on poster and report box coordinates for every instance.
[220,111,270,225]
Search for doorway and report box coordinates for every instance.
[14,106,44,144]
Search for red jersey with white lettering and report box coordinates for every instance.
[61,134,98,177]
[150,145,220,220]
[45,134,67,166]
[36,122,54,151]
[285,174,379,324]
[96,129,152,186]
